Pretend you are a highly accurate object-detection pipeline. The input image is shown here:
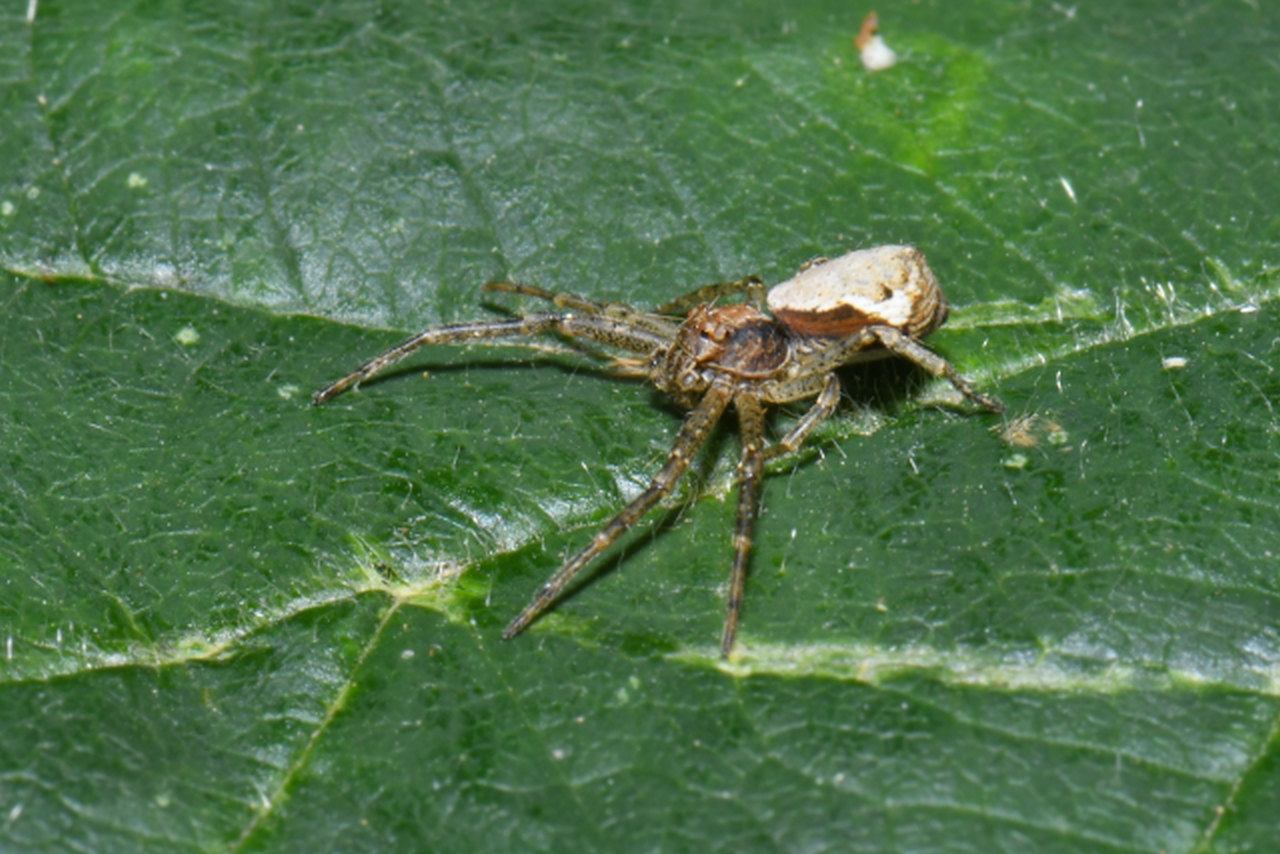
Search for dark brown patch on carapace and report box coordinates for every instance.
[680,304,791,378]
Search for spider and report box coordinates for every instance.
[313,245,1003,656]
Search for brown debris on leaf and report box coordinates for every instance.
[855,11,897,71]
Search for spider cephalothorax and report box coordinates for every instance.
[656,303,791,406]
[314,245,1002,656]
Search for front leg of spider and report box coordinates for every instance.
[723,391,769,656]
[310,288,677,406]
[501,378,734,640]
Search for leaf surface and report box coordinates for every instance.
[2,1,1279,851]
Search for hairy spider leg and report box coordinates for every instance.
[482,282,682,342]
[503,379,735,641]
[481,281,613,314]
[653,276,768,317]
[718,373,842,653]
[786,325,1005,414]
[312,312,671,406]
[761,372,843,460]
[722,391,767,655]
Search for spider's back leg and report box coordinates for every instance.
[780,326,1003,413]
[867,325,1003,413]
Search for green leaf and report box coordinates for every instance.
[3,1,1279,851]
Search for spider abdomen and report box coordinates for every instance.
[766,245,948,340]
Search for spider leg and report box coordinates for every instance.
[606,356,651,378]
[503,379,735,641]
[761,372,842,461]
[784,326,1003,413]
[722,391,768,656]
[312,313,672,406]
[720,375,839,653]
[868,326,1004,413]
[483,282,682,341]
[481,281,609,313]
[654,276,767,316]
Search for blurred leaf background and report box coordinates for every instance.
[2,0,1279,851]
